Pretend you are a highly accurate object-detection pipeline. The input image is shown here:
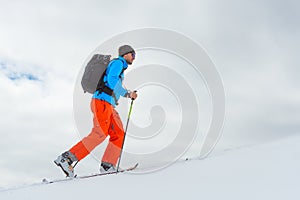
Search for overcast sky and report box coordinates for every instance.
[0,0,299,187]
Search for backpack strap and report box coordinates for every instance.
[96,58,126,105]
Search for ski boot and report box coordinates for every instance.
[54,151,78,178]
[100,162,117,174]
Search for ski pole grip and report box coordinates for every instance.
[131,90,137,100]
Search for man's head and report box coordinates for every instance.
[118,45,135,65]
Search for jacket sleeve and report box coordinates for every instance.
[106,60,128,97]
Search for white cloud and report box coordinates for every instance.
[0,58,78,186]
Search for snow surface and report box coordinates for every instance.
[1,134,300,200]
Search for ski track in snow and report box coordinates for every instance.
[1,134,300,200]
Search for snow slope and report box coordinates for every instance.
[1,134,300,200]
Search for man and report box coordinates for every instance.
[54,45,138,177]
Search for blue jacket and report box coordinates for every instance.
[92,56,128,107]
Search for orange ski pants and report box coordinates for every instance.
[69,99,125,166]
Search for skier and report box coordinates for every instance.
[55,45,138,177]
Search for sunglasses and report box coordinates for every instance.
[131,52,136,59]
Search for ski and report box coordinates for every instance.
[43,163,138,184]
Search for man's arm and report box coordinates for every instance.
[106,60,128,96]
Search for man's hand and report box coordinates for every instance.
[129,91,138,100]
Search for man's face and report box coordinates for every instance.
[124,52,135,65]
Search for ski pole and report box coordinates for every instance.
[116,91,136,172]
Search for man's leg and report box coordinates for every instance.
[101,109,125,167]
[69,99,113,161]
